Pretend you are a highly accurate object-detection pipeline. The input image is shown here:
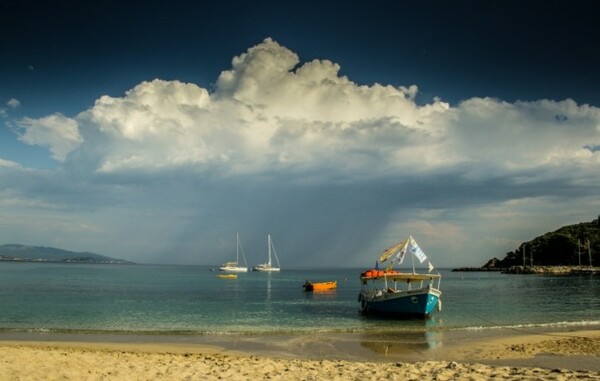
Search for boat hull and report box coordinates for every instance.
[217,274,238,279]
[219,266,248,272]
[359,288,441,318]
[303,281,337,291]
[252,263,280,272]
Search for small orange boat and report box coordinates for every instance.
[303,280,337,292]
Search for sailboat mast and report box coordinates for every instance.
[236,232,240,263]
[268,234,272,266]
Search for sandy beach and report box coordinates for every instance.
[0,329,598,380]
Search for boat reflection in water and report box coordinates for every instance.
[360,329,443,358]
[303,289,337,301]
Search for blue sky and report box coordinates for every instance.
[1,1,599,267]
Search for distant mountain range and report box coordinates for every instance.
[0,244,134,264]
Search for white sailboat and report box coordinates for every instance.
[219,232,248,272]
[252,234,281,272]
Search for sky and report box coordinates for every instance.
[1,1,599,268]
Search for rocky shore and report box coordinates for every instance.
[453,265,600,274]
[452,267,502,272]
[502,266,599,274]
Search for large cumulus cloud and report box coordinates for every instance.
[14,38,599,185]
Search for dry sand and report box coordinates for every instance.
[0,329,598,380]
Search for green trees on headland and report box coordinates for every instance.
[486,217,599,269]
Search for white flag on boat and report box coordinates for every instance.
[408,236,427,263]
[428,261,434,273]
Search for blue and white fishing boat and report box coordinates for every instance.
[358,236,442,318]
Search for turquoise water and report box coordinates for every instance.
[0,263,598,335]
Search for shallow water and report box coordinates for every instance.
[0,263,598,335]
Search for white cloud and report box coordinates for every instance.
[7,98,21,108]
[16,113,82,162]
[49,39,451,176]
[1,98,21,117]
[4,38,597,204]
[450,98,600,173]
[0,158,23,169]
[27,38,585,186]
[0,190,56,209]
[216,38,422,124]
[13,38,598,187]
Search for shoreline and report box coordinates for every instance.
[452,265,600,274]
[0,328,598,380]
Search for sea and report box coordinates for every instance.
[1,262,598,338]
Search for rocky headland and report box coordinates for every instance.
[454,217,599,274]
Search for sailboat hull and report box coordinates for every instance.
[219,267,248,272]
[251,265,280,272]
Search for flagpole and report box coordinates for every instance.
[411,242,415,274]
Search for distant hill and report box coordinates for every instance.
[0,244,134,264]
[482,216,599,269]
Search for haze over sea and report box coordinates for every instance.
[1,263,598,338]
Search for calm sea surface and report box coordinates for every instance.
[0,263,598,335]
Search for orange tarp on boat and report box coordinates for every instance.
[360,269,402,278]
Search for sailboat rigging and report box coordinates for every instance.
[252,234,281,272]
[219,232,248,272]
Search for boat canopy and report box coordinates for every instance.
[379,239,408,263]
